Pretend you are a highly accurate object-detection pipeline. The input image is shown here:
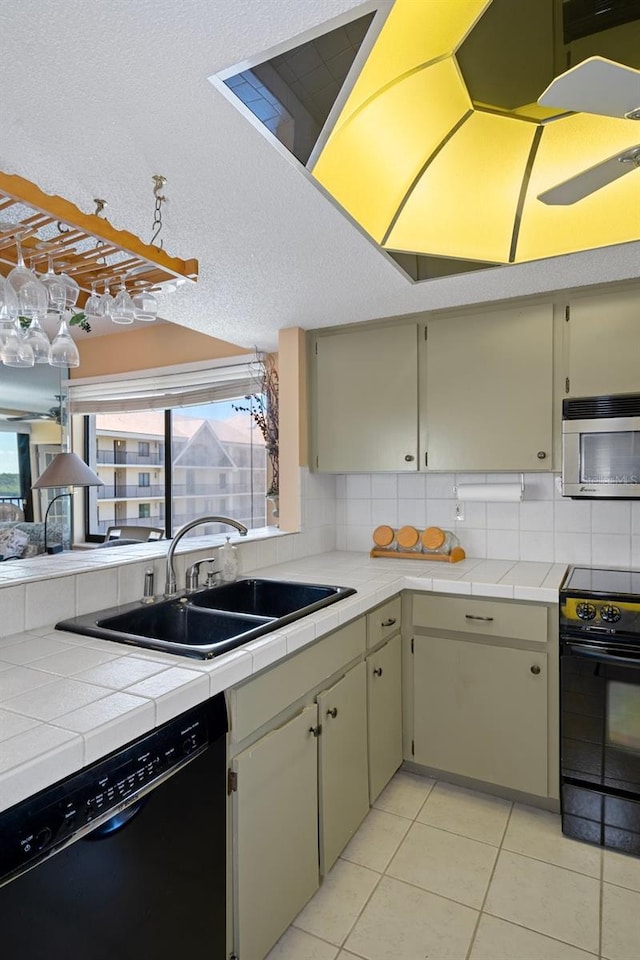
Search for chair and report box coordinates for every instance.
[0,503,24,521]
[103,525,165,543]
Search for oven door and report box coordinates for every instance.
[561,638,640,853]
[562,415,640,498]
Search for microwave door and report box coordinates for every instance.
[562,416,640,498]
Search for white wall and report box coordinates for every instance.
[335,472,640,568]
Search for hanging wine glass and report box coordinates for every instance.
[1,322,34,367]
[84,281,101,321]
[24,314,51,364]
[132,287,158,322]
[49,318,80,368]
[7,239,48,319]
[111,277,135,324]
[97,282,114,321]
[40,255,68,315]
[59,270,80,310]
[0,274,19,322]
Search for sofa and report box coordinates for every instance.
[0,521,70,559]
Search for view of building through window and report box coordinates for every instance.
[86,397,266,539]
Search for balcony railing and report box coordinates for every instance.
[98,484,165,499]
[96,451,164,465]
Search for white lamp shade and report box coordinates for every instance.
[32,452,103,489]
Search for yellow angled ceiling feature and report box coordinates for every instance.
[330,0,490,136]
[312,58,471,243]
[386,111,537,263]
[516,114,640,262]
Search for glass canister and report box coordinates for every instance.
[372,525,396,551]
[396,525,422,553]
[421,526,459,555]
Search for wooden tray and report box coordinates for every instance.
[370,546,466,563]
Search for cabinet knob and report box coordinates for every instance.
[537,451,547,459]
[404,454,415,462]
[381,618,396,628]
[308,725,322,737]
[326,707,338,719]
[530,664,541,675]
[373,667,383,677]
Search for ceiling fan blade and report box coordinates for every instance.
[538,57,640,120]
[538,146,640,205]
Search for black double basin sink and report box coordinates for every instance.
[57,578,356,660]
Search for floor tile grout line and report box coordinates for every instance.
[464,799,515,960]
[598,846,604,960]
[412,816,509,849]
[498,843,603,882]
[478,911,601,958]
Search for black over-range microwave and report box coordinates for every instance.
[562,394,640,498]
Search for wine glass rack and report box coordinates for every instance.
[0,170,198,308]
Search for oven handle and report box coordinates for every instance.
[565,642,640,668]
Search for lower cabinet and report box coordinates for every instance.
[413,635,548,797]
[318,661,369,873]
[231,704,319,960]
[367,633,403,802]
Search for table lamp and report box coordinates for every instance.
[32,452,103,554]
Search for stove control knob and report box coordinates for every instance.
[576,602,596,620]
[600,604,621,623]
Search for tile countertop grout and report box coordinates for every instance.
[0,552,567,813]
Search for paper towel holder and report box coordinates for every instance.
[454,475,524,521]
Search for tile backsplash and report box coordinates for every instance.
[334,473,640,568]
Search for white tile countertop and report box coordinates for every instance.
[0,553,567,813]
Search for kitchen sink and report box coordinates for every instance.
[56,578,356,659]
[190,578,344,619]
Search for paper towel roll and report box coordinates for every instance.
[455,482,523,502]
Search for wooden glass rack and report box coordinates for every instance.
[0,171,198,307]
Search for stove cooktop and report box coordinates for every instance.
[562,566,640,599]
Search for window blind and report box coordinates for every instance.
[67,357,259,415]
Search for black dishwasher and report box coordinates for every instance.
[0,694,228,960]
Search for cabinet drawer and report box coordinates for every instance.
[231,618,366,743]
[413,594,547,644]
[367,596,401,649]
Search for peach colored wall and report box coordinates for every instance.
[71,323,249,378]
[278,327,307,532]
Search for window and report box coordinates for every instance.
[82,392,267,540]
[138,441,150,457]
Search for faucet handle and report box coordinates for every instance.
[185,557,219,593]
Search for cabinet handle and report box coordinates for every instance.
[537,451,547,459]
[530,665,541,675]
[326,707,338,719]
[465,614,494,622]
[308,725,322,737]
[373,667,383,677]
[404,454,415,462]
[381,617,396,627]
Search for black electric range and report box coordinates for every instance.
[560,566,640,855]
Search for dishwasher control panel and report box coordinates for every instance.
[0,701,213,885]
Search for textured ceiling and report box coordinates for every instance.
[1,0,638,353]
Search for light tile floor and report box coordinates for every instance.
[265,771,640,960]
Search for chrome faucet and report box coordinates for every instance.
[164,516,248,598]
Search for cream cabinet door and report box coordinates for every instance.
[313,324,419,472]
[317,661,370,873]
[232,704,319,960]
[413,636,548,796]
[566,289,640,398]
[367,633,403,802]
[424,304,553,470]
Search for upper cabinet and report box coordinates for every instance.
[423,304,553,471]
[310,302,554,473]
[565,289,640,399]
[312,323,419,472]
